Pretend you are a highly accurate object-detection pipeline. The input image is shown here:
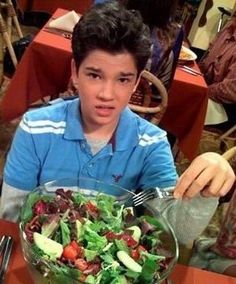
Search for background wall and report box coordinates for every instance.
[188,0,236,50]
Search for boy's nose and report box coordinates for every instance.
[98,82,115,100]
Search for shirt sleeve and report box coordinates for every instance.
[208,59,236,104]
[147,194,219,245]
[3,115,41,190]
[0,182,29,222]
[138,133,178,190]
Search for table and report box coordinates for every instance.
[16,0,93,15]
[160,63,208,160]
[0,8,208,161]
[1,219,236,284]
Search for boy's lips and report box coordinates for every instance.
[95,105,115,117]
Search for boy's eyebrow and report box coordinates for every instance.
[85,67,102,73]
[85,67,136,77]
[120,72,136,77]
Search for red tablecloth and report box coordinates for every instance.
[16,0,93,14]
[0,8,208,161]
[1,219,236,284]
[160,63,208,160]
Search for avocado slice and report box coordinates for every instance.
[75,219,83,240]
[126,225,141,242]
[117,250,142,273]
[33,232,63,260]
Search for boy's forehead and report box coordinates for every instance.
[80,49,138,72]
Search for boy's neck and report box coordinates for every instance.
[83,121,118,140]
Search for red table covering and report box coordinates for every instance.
[0,8,208,161]
[16,0,93,15]
[1,219,236,284]
[160,63,208,160]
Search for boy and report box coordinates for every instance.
[1,2,234,245]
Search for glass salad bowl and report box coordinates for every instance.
[19,178,178,284]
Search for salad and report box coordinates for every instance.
[20,188,175,284]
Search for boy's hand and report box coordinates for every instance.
[174,152,235,199]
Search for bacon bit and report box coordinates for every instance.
[68,210,84,223]
[25,215,42,242]
[47,202,59,214]
[83,263,101,275]
[56,188,73,200]
[85,201,99,219]
[74,259,89,271]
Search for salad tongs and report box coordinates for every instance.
[0,236,13,283]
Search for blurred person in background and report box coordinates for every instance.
[125,0,182,90]
[200,13,236,131]
[125,0,183,146]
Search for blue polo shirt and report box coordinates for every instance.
[4,99,177,192]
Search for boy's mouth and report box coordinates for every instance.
[95,105,115,116]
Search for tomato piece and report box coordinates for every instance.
[131,249,140,261]
[71,240,79,250]
[105,231,118,241]
[121,233,137,247]
[70,240,84,258]
[75,258,89,271]
[85,201,98,213]
[63,244,78,261]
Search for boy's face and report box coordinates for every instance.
[71,49,138,132]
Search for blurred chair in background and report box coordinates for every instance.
[128,70,168,126]
[0,0,21,82]
[217,6,232,33]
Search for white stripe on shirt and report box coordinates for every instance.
[22,119,66,128]
[139,133,166,146]
[20,119,66,134]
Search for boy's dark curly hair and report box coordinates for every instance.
[72,1,151,75]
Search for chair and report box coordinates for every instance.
[1,0,23,39]
[222,145,236,161]
[128,70,168,125]
[217,6,232,33]
[0,0,23,75]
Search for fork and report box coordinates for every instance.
[133,187,174,206]
[43,27,72,39]
[0,236,13,283]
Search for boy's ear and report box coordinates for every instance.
[71,59,78,86]
[132,71,143,93]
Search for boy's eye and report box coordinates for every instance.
[119,77,130,83]
[87,72,100,79]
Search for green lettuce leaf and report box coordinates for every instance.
[60,220,71,246]
[84,226,107,251]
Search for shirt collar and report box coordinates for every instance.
[64,99,85,140]
[64,99,139,150]
[112,107,139,151]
